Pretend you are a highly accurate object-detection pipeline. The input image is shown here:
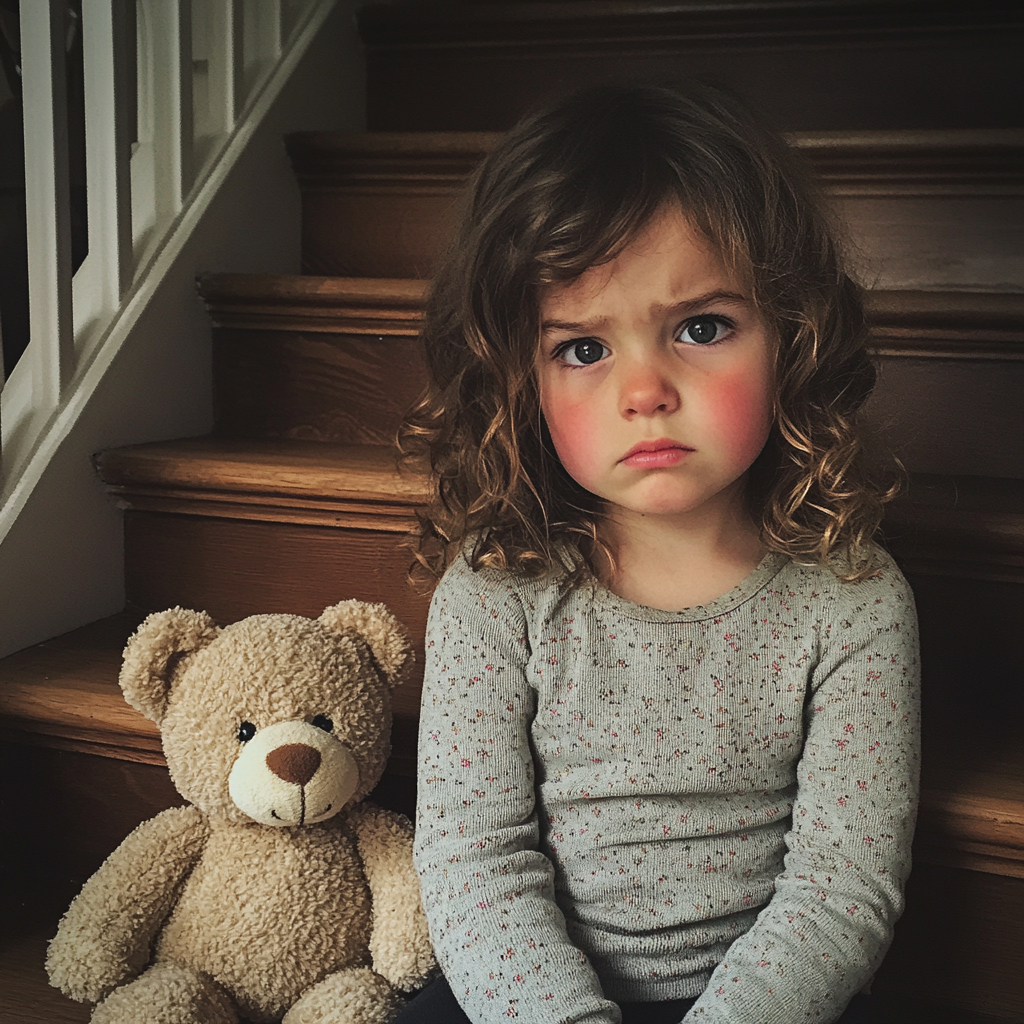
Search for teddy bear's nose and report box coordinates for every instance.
[266,743,322,786]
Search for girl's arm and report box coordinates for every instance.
[414,558,621,1024]
[684,558,921,1023]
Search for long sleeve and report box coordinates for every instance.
[684,562,921,1022]
[414,559,621,1024]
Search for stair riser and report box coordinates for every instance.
[301,190,463,278]
[214,328,427,444]
[124,512,430,718]
[359,5,1023,133]
[209,326,1024,481]
[290,159,1024,291]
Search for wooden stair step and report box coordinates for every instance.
[284,133,500,277]
[197,275,429,445]
[884,473,1024,584]
[0,612,158,765]
[96,436,429,528]
[2,613,1020,880]
[95,439,431,717]
[196,272,1024,477]
[284,128,1024,291]
[357,0,1023,133]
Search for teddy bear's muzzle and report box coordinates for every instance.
[227,719,358,826]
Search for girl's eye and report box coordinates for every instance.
[311,714,333,733]
[237,721,256,743]
[558,339,609,366]
[679,316,729,346]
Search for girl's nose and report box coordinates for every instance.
[619,360,681,418]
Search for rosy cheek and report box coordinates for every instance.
[704,367,773,466]
[542,392,602,487]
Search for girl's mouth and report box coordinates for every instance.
[620,440,695,468]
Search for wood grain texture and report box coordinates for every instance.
[0,928,92,1024]
[283,131,1024,276]
[358,1,1023,48]
[122,513,430,720]
[96,435,1024,575]
[97,438,429,529]
[884,475,1024,583]
[196,274,427,334]
[213,329,428,443]
[285,131,501,277]
[870,864,1023,1021]
[359,2,1023,134]
[0,613,161,763]
[201,271,1024,360]
[866,290,1024,360]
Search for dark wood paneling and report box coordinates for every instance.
[123,512,430,718]
[1,743,182,924]
[0,613,160,764]
[282,131,1024,278]
[360,1,1024,133]
[864,356,1024,479]
[871,864,1024,1022]
[285,132,499,277]
[885,475,1024,584]
[213,329,427,444]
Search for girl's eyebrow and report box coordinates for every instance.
[541,316,610,335]
[540,289,749,335]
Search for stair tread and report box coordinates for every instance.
[96,438,430,505]
[2,614,1021,874]
[198,273,428,309]
[0,613,161,762]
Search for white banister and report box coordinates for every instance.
[144,0,194,216]
[20,0,75,411]
[243,0,282,97]
[81,0,134,314]
[202,0,243,139]
[3,0,328,499]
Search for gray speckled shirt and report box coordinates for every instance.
[414,548,920,1023]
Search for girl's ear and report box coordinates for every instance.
[120,608,220,724]
[318,600,412,688]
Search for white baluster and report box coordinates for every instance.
[203,0,242,137]
[241,0,282,106]
[81,0,134,313]
[20,0,74,409]
[144,0,193,217]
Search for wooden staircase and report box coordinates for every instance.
[2,3,1023,1022]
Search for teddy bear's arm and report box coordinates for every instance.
[349,802,437,992]
[46,804,210,1004]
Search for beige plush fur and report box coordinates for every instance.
[47,601,436,1024]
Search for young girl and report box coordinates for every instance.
[396,85,920,1024]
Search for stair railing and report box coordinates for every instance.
[0,0,330,504]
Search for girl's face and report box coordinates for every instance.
[536,205,774,529]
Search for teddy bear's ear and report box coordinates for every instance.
[120,608,220,723]
[318,600,411,688]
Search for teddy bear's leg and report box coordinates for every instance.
[282,967,402,1024]
[91,962,239,1024]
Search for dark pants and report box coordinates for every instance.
[391,974,881,1024]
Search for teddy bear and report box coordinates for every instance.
[46,600,436,1024]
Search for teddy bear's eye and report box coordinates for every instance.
[311,714,333,733]
[237,721,256,743]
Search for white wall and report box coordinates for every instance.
[0,2,366,657]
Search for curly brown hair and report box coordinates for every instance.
[400,85,898,583]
